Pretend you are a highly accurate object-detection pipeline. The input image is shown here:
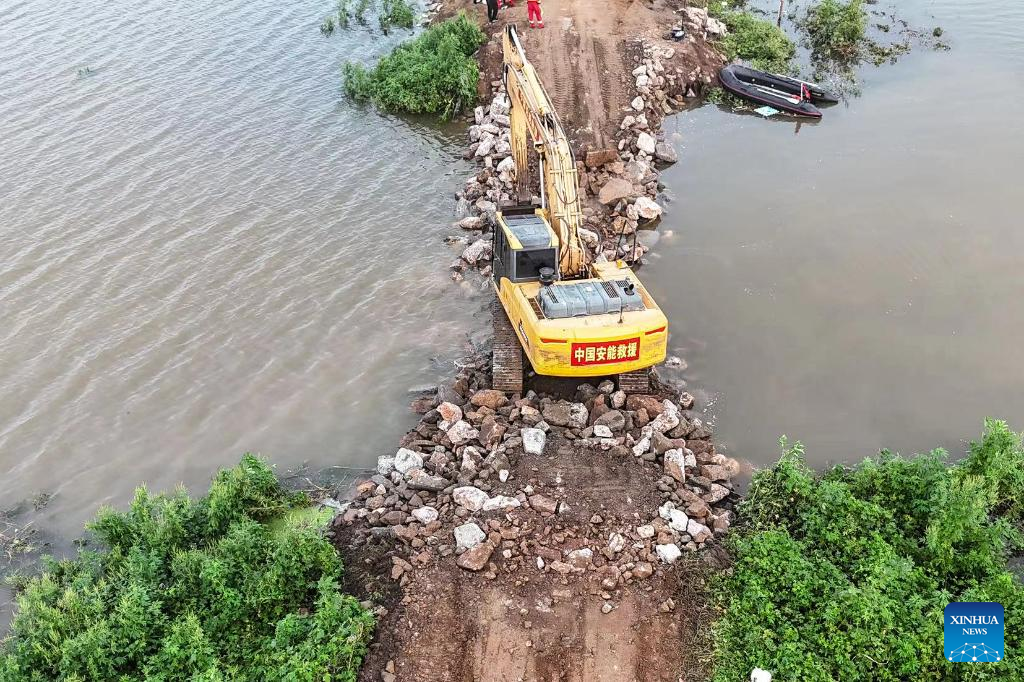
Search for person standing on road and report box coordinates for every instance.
[527,0,543,28]
[485,0,500,23]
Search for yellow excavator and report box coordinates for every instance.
[491,25,668,394]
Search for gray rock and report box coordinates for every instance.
[687,518,712,543]
[521,428,546,455]
[598,178,633,205]
[594,410,626,431]
[567,403,589,429]
[377,455,396,475]
[411,506,438,524]
[636,524,656,539]
[634,196,663,221]
[454,522,486,550]
[483,495,521,511]
[664,449,687,482]
[394,448,423,475]
[636,132,657,155]
[655,142,678,164]
[447,420,480,446]
[656,543,682,564]
[453,486,489,511]
[406,468,448,492]
[462,239,492,266]
[541,402,572,427]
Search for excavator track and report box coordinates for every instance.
[492,299,524,395]
[617,369,651,394]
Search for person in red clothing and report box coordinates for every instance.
[527,0,543,27]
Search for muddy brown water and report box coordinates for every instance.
[646,0,1023,469]
[0,0,483,625]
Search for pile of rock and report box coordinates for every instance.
[679,6,729,41]
[333,356,741,588]
[449,92,517,282]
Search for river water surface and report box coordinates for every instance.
[648,0,1023,468]
[0,0,480,552]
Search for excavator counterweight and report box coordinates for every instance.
[491,25,668,394]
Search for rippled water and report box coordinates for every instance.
[648,0,1023,468]
[0,0,481,552]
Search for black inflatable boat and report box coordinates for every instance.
[718,65,838,118]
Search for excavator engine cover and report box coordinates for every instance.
[538,279,645,319]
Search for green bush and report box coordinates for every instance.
[712,420,1024,681]
[380,0,415,30]
[803,0,867,60]
[709,1,796,72]
[0,455,374,681]
[343,12,486,120]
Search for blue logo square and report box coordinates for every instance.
[945,602,1004,663]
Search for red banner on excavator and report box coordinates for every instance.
[570,338,640,366]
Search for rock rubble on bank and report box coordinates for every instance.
[448,39,724,280]
[333,354,743,589]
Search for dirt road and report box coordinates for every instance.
[463,0,723,149]
[345,431,723,682]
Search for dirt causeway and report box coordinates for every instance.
[337,2,733,679]
[342,432,724,681]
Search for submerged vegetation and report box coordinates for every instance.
[324,0,414,35]
[708,1,796,72]
[712,420,1024,680]
[802,0,867,60]
[343,12,486,120]
[0,456,373,681]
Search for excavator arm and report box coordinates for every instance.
[502,25,589,279]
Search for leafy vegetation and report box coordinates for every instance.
[708,1,796,72]
[343,12,486,120]
[325,0,411,33]
[380,0,415,31]
[712,421,1024,681]
[802,0,867,60]
[0,455,374,681]
[355,0,372,25]
[337,0,352,29]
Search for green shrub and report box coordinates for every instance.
[803,0,867,60]
[0,455,374,681]
[342,12,486,120]
[709,1,796,72]
[712,421,1024,681]
[380,0,415,30]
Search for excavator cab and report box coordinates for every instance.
[491,206,559,284]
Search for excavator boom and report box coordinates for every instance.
[502,26,588,278]
[490,25,668,394]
